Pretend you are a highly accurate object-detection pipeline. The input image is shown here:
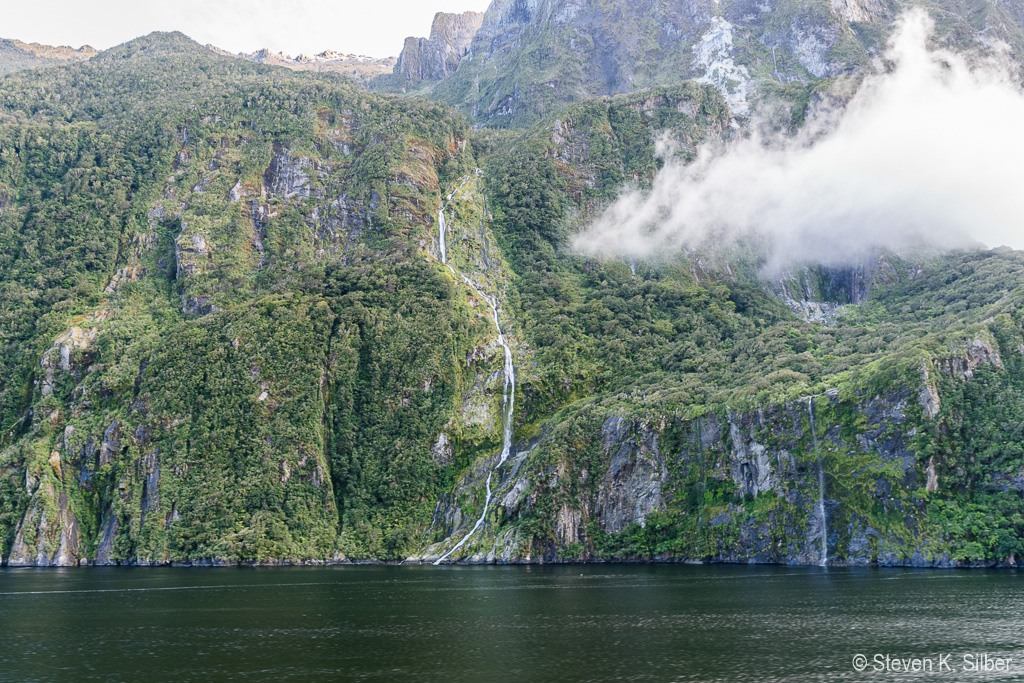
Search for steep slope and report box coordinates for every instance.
[0,33,490,565]
[413,92,1024,566]
[2,27,1023,569]
[373,11,485,92]
[426,0,1024,127]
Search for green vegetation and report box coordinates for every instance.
[0,33,484,562]
[466,87,1024,565]
[1,29,1022,567]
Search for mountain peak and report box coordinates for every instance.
[421,0,1024,128]
[376,10,484,89]
[0,37,97,76]
[100,31,210,58]
[204,43,395,83]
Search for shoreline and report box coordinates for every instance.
[2,557,1019,569]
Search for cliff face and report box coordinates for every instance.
[427,0,859,125]
[403,90,1024,568]
[2,27,1024,569]
[0,33,483,567]
[427,0,1024,127]
[416,333,1023,567]
[387,11,485,87]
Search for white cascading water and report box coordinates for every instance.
[438,208,447,264]
[807,397,828,566]
[437,175,473,265]
[433,175,516,565]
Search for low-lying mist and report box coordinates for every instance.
[573,9,1024,270]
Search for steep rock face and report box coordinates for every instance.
[7,485,81,567]
[416,293,1024,568]
[263,143,312,200]
[418,388,937,566]
[429,0,1024,127]
[936,337,1004,380]
[0,33,480,567]
[432,0,857,125]
[594,418,667,534]
[390,12,484,86]
[767,252,906,324]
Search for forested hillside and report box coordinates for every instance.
[1,22,1023,568]
[0,33,487,563]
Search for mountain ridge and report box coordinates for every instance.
[381,0,1024,127]
[1,3,1023,568]
[0,37,97,76]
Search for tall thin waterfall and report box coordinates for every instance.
[438,209,447,264]
[433,175,516,565]
[807,397,828,566]
[436,175,473,265]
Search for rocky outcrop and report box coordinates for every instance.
[594,418,667,534]
[39,323,103,397]
[392,12,484,84]
[768,253,904,324]
[175,231,210,280]
[417,384,955,567]
[263,143,311,200]
[418,437,539,564]
[830,0,890,24]
[937,338,1004,380]
[692,17,752,115]
[306,193,373,258]
[918,367,941,419]
[431,433,453,466]
[93,510,119,566]
[174,228,219,315]
[7,485,81,567]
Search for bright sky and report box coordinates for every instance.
[4,0,494,58]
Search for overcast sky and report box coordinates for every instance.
[4,0,493,58]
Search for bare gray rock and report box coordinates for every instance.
[394,11,484,83]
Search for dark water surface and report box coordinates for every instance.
[1,565,1022,681]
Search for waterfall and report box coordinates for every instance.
[436,175,474,265]
[807,397,828,566]
[438,209,447,264]
[433,174,517,565]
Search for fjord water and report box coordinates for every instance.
[1,566,1022,681]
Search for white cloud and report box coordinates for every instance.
[573,9,1024,269]
[3,0,493,57]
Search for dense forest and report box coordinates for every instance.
[1,27,1023,567]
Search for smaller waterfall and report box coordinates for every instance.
[807,397,828,566]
